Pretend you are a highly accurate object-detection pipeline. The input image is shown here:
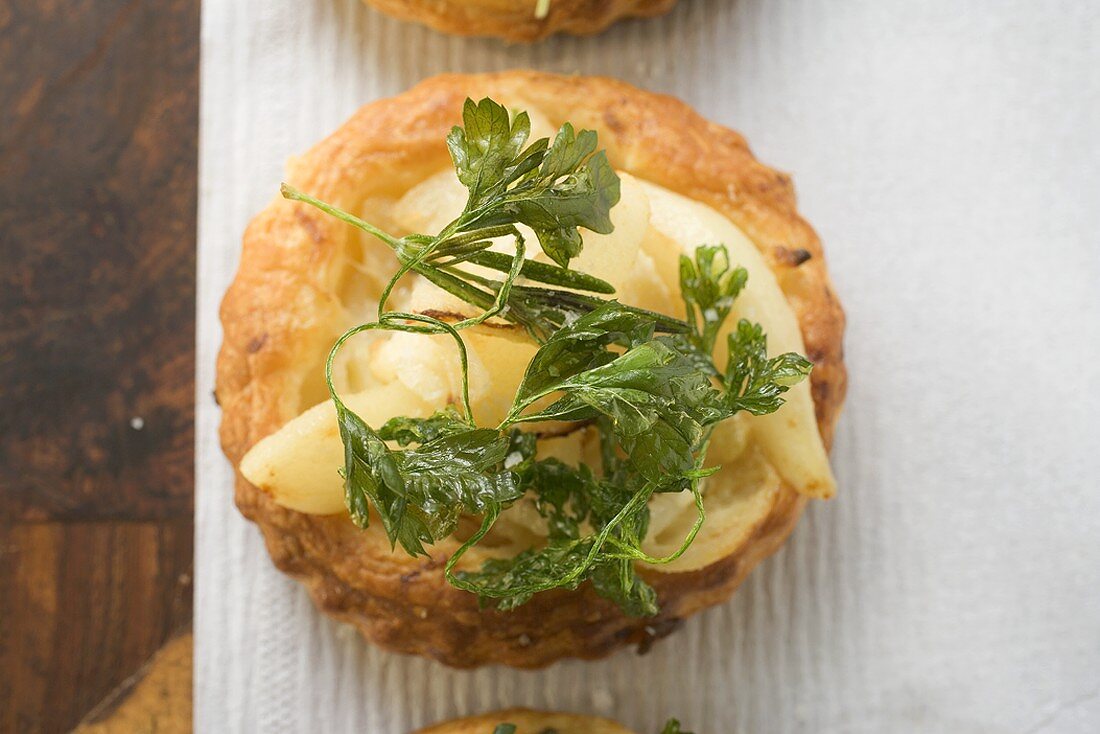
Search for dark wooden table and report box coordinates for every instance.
[0,2,199,731]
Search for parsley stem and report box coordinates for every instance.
[432,225,517,254]
[280,184,401,249]
[325,313,475,424]
[619,434,713,565]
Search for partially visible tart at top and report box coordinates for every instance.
[361,0,678,42]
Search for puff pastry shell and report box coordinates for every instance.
[217,71,846,668]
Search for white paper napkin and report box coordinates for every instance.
[196,1,1100,731]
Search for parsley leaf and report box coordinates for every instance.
[335,401,431,556]
[724,319,812,415]
[523,458,594,542]
[504,304,726,483]
[504,123,618,267]
[337,403,523,556]
[592,554,659,617]
[460,250,616,294]
[679,244,748,355]
[377,408,470,446]
[450,450,658,614]
[518,339,723,482]
[501,284,686,343]
[447,98,620,268]
[446,98,538,209]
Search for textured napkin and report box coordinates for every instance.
[195,1,1100,731]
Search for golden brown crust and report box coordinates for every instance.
[415,709,636,734]
[362,0,678,42]
[217,71,847,668]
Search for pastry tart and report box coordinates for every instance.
[217,71,846,668]
[417,709,668,734]
[361,0,678,41]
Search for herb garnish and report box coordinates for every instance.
[659,720,693,734]
[282,98,810,616]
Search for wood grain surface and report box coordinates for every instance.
[0,1,198,731]
[74,630,193,734]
